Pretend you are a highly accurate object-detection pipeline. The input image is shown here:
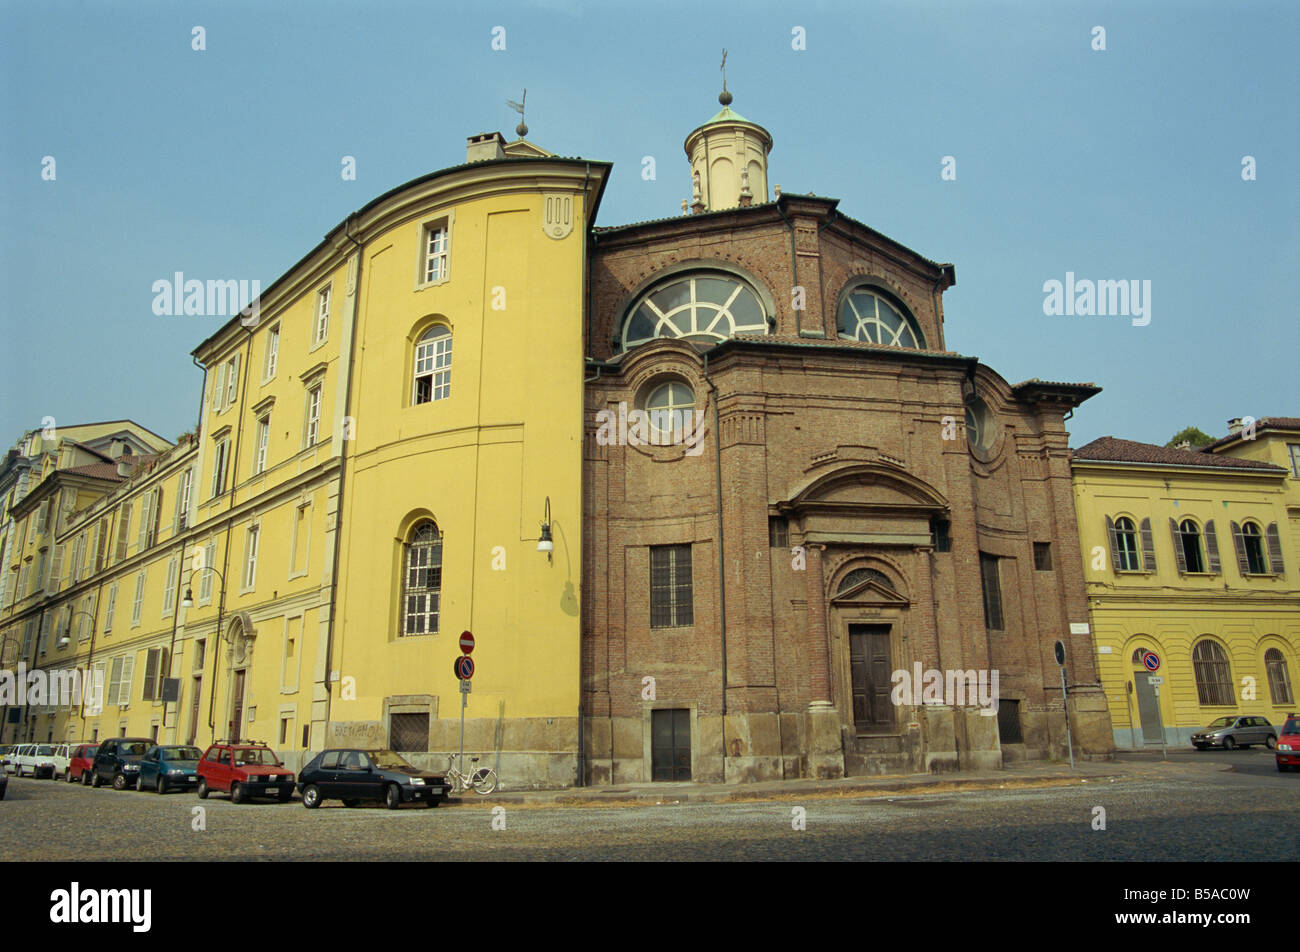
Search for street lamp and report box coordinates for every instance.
[536,496,554,562]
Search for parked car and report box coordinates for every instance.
[138,745,203,793]
[196,740,295,803]
[66,744,99,784]
[10,743,58,778]
[1275,713,1300,773]
[1191,715,1277,750]
[48,742,73,780]
[0,769,6,799]
[0,745,12,769]
[297,748,451,810]
[90,737,152,789]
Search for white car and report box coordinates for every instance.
[48,742,74,780]
[9,743,58,778]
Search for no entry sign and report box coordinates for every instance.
[459,630,475,654]
[454,655,475,680]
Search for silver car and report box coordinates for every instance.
[1191,715,1277,750]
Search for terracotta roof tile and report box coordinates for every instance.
[1073,436,1284,471]
[1201,416,1300,452]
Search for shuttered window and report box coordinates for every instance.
[131,571,146,626]
[115,502,132,562]
[142,647,169,701]
[1265,649,1293,705]
[650,544,693,628]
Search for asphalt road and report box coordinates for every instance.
[3,750,1295,861]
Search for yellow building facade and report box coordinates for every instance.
[2,134,610,785]
[1072,432,1299,748]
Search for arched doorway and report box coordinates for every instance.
[1129,644,1164,747]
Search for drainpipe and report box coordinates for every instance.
[320,216,365,745]
[701,351,727,718]
[190,357,208,435]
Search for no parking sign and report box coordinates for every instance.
[1142,651,1160,672]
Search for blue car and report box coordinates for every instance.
[138,744,204,794]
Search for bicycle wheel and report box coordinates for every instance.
[470,767,497,795]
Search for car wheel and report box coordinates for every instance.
[342,798,361,808]
[424,798,440,808]
[90,770,103,788]
[385,784,402,810]
[1222,736,1236,750]
[1265,736,1277,750]
[81,770,90,785]
[230,782,244,804]
[157,776,168,794]
[197,777,209,799]
[302,784,322,809]
[112,772,127,791]
[66,770,74,783]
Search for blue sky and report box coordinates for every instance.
[2,0,1296,450]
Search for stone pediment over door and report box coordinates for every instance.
[779,461,949,547]
[829,577,910,609]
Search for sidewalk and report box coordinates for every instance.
[447,753,1230,807]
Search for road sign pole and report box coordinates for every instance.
[458,686,466,776]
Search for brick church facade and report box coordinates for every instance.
[580,91,1115,783]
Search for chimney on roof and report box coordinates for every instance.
[117,453,134,478]
[1175,440,1192,451]
[108,439,125,459]
[466,132,506,163]
[1227,418,1244,436]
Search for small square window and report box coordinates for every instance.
[1033,542,1052,571]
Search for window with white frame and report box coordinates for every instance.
[47,544,64,595]
[401,522,442,636]
[264,324,280,379]
[254,415,270,475]
[421,221,449,284]
[305,385,322,447]
[413,326,452,404]
[211,437,229,497]
[243,524,259,589]
[131,571,146,626]
[162,556,178,615]
[176,469,192,531]
[199,541,216,601]
[211,363,226,412]
[104,582,118,633]
[224,353,240,407]
[314,286,331,345]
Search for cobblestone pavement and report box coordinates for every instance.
[3,751,1295,861]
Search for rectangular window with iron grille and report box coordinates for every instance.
[768,516,788,548]
[650,544,693,628]
[1033,542,1052,571]
[389,712,430,752]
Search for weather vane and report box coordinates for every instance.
[507,88,528,137]
[719,50,732,106]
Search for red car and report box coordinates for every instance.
[66,744,99,785]
[1276,714,1300,773]
[196,740,295,803]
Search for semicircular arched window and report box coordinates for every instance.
[837,287,924,349]
[836,567,895,594]
[620,272,768,351]
[1192,639,1233,706]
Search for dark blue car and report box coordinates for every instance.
[138,744,204,793]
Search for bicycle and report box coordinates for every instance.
[445,753,498,796]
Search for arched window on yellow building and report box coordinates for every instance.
[1192,639,1234,706]
[1265,648,1294,706]
[402,522,443,636]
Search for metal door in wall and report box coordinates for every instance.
[849,624,893,732]
[229,670,245,744]
[651,708,691,781]
[1134,674,1164,746]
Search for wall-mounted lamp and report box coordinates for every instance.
[537,496,554,563]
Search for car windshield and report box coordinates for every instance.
[233,748,281,766]
[1206,717,1235,729]
[368,750,416,771]
[36,745,55,756]
[83,747,99,757]
[161,746,202,761]
[1284,719,1300,735]
[121,742,150,756]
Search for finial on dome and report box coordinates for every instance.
[719,49,733,106]
[516,121,529,137]
[506,89,528,139]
